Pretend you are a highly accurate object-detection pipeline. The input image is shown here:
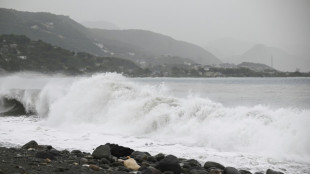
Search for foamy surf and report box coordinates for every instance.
[0,73,309,173]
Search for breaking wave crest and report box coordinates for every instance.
[0,73,309,162]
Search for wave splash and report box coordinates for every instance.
[0,73,309,161]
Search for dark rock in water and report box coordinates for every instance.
[142,167,163,174]
[254,172,264,174]
[0,98,28,116]
[266,169,284,174]
[35,151,57,160]
[106,143,134,158]
[155,155,181,174]
[224,167,241,174]
[239,170,252,174]
[203,161,225,170]
[22,140,38,149]
[155,153,165,161]
[183,159,201,168]
[92,145,111,159]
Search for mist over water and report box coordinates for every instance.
[0,73,310,173]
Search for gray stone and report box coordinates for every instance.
[142,167,162,174]
[155,153,165,161]
[209,169,223,174]
[92,145,111,159]
[184,159,201,168]
[239,170,251,174]
[188,168,208,174]
[22,140,38,149]
[203,161,225,170]
[224,167,241,174]
[35,151,56,160]
[266,169,284,174]
[155,155,181,174]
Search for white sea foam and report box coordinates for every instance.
[0,73,309,173]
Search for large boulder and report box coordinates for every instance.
[203,161,225,170]
[224,167,241,174]
[92,145,111,159]
[266,169,284,174]
[155,155,181,174]
[106,143,134,158]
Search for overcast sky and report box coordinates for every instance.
[1,0,310,56]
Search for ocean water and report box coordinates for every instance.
[0,73,309,173]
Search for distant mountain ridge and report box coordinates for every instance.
[242,44,309,72]
[206,38,309,72]
[0,8,221,66]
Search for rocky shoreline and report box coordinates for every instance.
[0,141,284,174]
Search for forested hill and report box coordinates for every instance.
[0,34,148,75]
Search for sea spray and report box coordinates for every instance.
[0,73,309,163]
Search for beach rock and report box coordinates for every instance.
[92,145,111,159]
[254,172,263,174]
[209,169,223,174]
[131,151,150,162]
[163,171,174,174]
[188,168,208,174]
[101,158,110,164]
[183,159,201,168]
[142,167,163,174]
[124,157,141,171]
[54,167,65,172]
[239,170,251,174]
[89,164,101,171]
[203,161,225,170]
[155,155,181,174]
[110,171,130,174]
[266,169,284,174]
[106,143,134,158]
[155,153,165,161]
[35,151,57,160]
[224,167,241,174]
[79,157,88,164]
[71,150,82,156]
[22,140,38,149]
[147,156,157,163]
